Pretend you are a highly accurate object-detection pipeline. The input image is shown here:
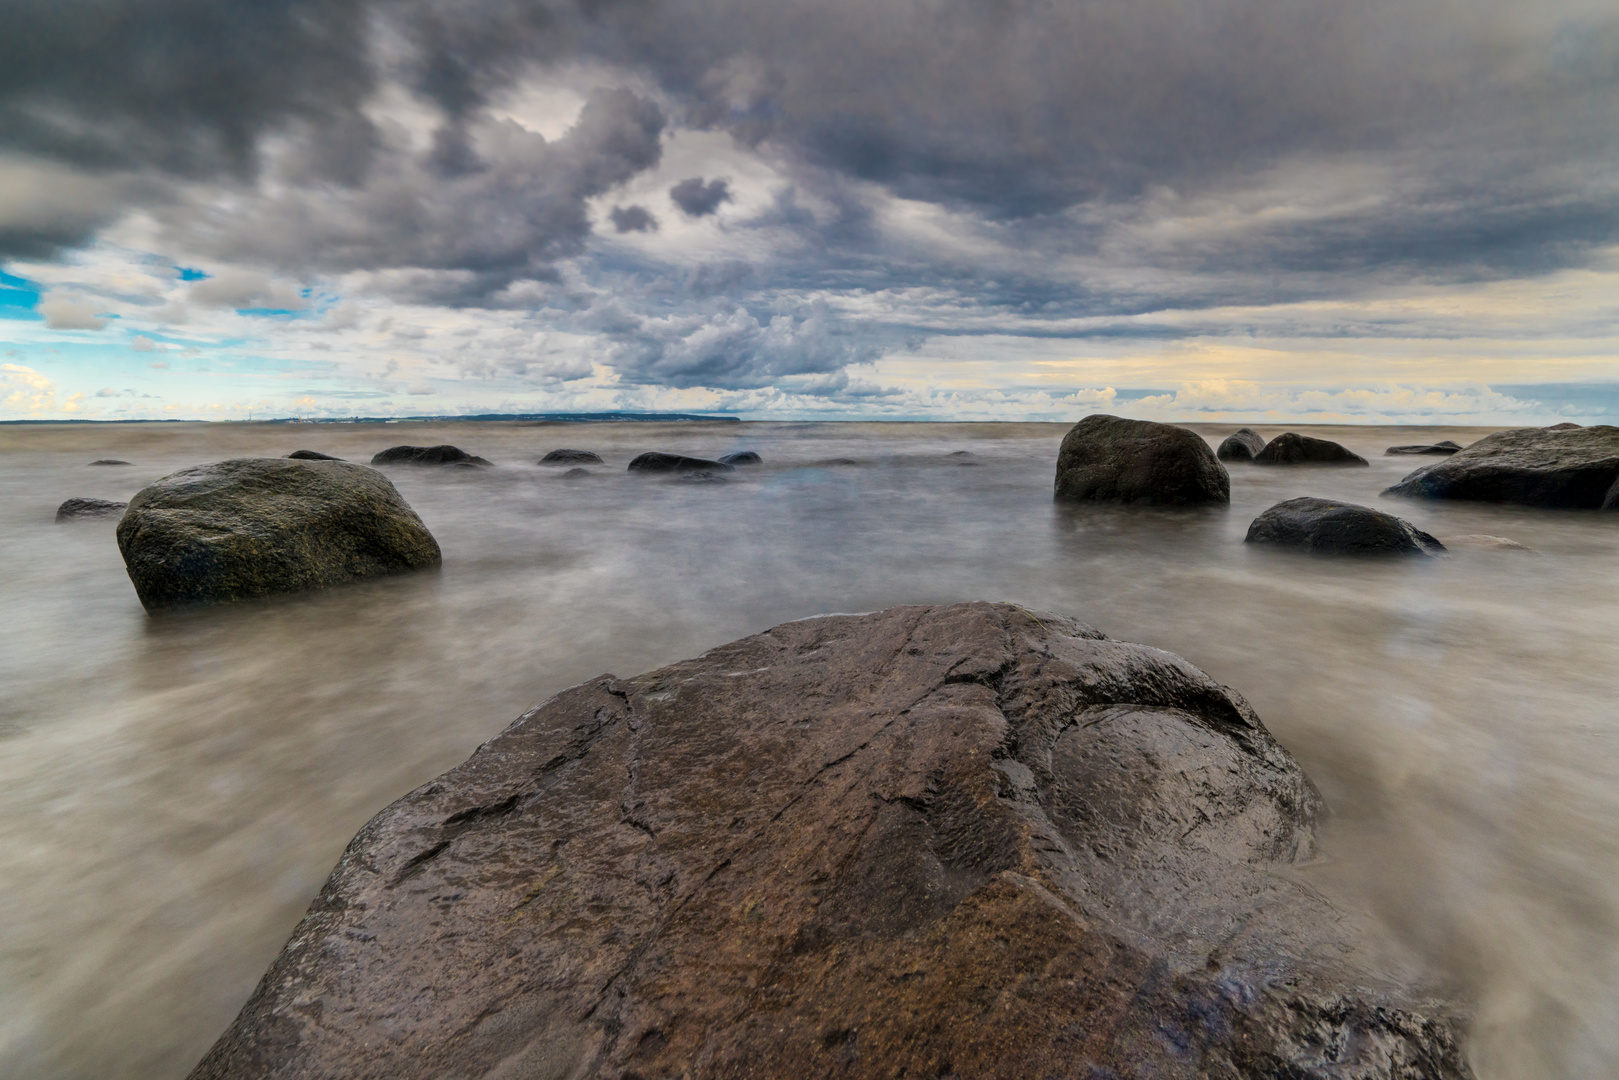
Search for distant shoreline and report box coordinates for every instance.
[0,411,744,426]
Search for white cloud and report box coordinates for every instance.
[1,363,59,413]
[188,271,307,311]
[38,294,107,330]
[130,334,161,352]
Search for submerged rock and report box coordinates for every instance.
[1053,414,1230,506]
[627,451,736,474]
[1246,497,1446,556]
[55,497,127,522]
[718,450,763,466]
[1385,441,1462,456]
[287,449,344,461]
[1252,432,1369,465]
[88,459,132,466]
[539,449,605,465]
[559,467,593,480]
[1383,425,1619,509]
[190,603,1471,1080]
[116,458,441,612]
[1440,534,1535,553]
[371,445,492,467]
[1217,428,1267,461]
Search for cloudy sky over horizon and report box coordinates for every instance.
[2,0,1618,423]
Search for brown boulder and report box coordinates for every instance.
[191,603,1471,1080]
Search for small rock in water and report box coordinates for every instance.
[946,449,975,457]
[559,467,593,480]
[117,457,440,612]
[1440,534,1536,553]
[1252,432,1369,465]
[371,445,492,467]
[674,470,728,484]
[287,449,344,461]
[539,449,605,465]
[1053,414,1230,506]
[1384,425,1619,509]
[1216,428,1266,461]
[1385,441,1462,456]
[55,497,127,522]
[1246,496,1445,555]
[188,604,1472,1080]
[627,451,735,474]
[88,459,132,466]
[718,451,763,466]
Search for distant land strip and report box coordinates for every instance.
[0,412,743,425]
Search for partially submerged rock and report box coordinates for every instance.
[540,449,605,465]
[719,450,763,466]
[627,451,736,474]
[1246,497,1446,556]
[1217,428,1267,461]
[287,449,344,461]
[1385,441,1462,456]
[1252,432,1369,466]
[88,459,131,466]
[190,603,1471,1080]
[559,467,593,480]
[116,458,441,612]
[55,497,127,522]
[371,445,492,467]
[1053,414,1230,505]
[1440,534,1535,553]
[1383,425,1619,509]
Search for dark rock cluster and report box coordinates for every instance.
[1384,425,1619,509]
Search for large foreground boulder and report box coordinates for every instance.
[1252,432,1368,465]
[1217,428,1267,461]
[116,458,441,611]
[1246,497,1446,556]
[1054,414,1230,505]
[191,603,1471,1080]
[1383,425,1619,509]
[371,445,491,467]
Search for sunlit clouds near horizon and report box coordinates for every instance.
[2,0,1618,423]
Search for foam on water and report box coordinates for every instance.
[1,419,1615,1079]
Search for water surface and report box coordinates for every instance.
[1,419,1615,1079]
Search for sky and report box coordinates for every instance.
[2,0,1618,423]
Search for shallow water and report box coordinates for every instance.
[0,419,1615,1079]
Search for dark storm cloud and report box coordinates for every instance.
[609,205,658,233]
[669,177,732,217]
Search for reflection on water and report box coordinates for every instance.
[1,419,1616,1079]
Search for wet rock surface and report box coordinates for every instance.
[1217,428,1267,461]
[719,451,763,466]
[627,451,736,474]
[55,497,127,522]
[371,445,492,467]
[190,603,1471,1080]
[88,459,131,466]
[540,449,605,465]
[1246,497,1446,556]
[1252,433,1369,466]
[1054,414,1230,506]
[1383,425,1619,509]
[1385,441,1462,456]
[287,450,344,461]
[116,458,441,612]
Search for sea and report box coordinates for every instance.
[1,419,1615,1080]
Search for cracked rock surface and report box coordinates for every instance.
[190,603,1472,1080]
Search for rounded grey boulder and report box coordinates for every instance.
[1383,425,1619,509]
[1252,432,1369,465]
[1053,414,1229,505]
[116,458,441,612]
[627,451,736,474]
[56,497,127,522]
[371,445,491,467]
[539,449,604,465]
[1216,428,1266,461]
[1245,497,1445,556]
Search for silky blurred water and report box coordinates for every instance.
[0,419,1615,1079]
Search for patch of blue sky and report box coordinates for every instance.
[176,267,210,281]
[0,269,42,319]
